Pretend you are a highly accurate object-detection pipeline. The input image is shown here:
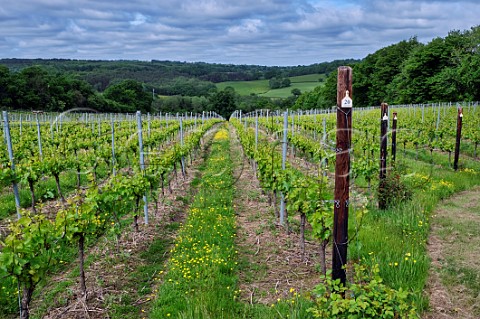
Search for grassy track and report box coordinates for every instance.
[149,125,312,318]
[150,126,241,318]
[425,186,480,318]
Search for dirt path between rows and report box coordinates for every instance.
[229,124,322,305]
[424,186,480,319]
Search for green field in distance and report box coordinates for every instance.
[216,73,325,98]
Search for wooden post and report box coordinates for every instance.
[332,66,352,285]
[391,112,397,164]
[453,107,463,171]
[379,103,389,210]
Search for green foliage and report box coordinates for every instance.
[55,192,105,242]
[352,158,378,186]
[268,76,291,89]
[155,76,216,96]
[317,70,338,108]
[291,88,302,97]
[392,27,480,104]
[209,87,237,119]
[308,264,418,319]
[353,38,421,107]
[0,64,159,113]
[377,168,413,209]
[0,213,58,285]
[0,65,96,111]
[0,212,59,317]
[0,65,12,106]
[0,162,18,187]
[285,173,332,241]
[103,79,153,113]
[315,26,480,108]
[152,95,209,114]
[0,58,356,95]
[293,85,322,110]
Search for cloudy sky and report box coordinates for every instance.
[0,0,478,66]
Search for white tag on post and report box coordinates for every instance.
[341,90,352,108]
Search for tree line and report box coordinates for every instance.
[0,64,292,119]
[294,26,480,109]
[0,58,354,118]
[0,58,353,92]
[0,65,153,113]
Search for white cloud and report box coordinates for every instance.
[80,9,118,20]
[130,13,147,26]
[67,20,86,34]
[228,19,264,36]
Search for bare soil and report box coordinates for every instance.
[229,124,323,305]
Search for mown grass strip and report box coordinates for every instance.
[150,126,314,319]
[150,126,242,318]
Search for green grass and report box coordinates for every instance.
[217,80,270,95]
[431,188,480,316]
[149,126,313,318]
[348,152,480,313]
[216,73,324,98]
[108,237,172,319]
[150,126,241,318]
[289,74,325,83]
[259,82,321,98]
